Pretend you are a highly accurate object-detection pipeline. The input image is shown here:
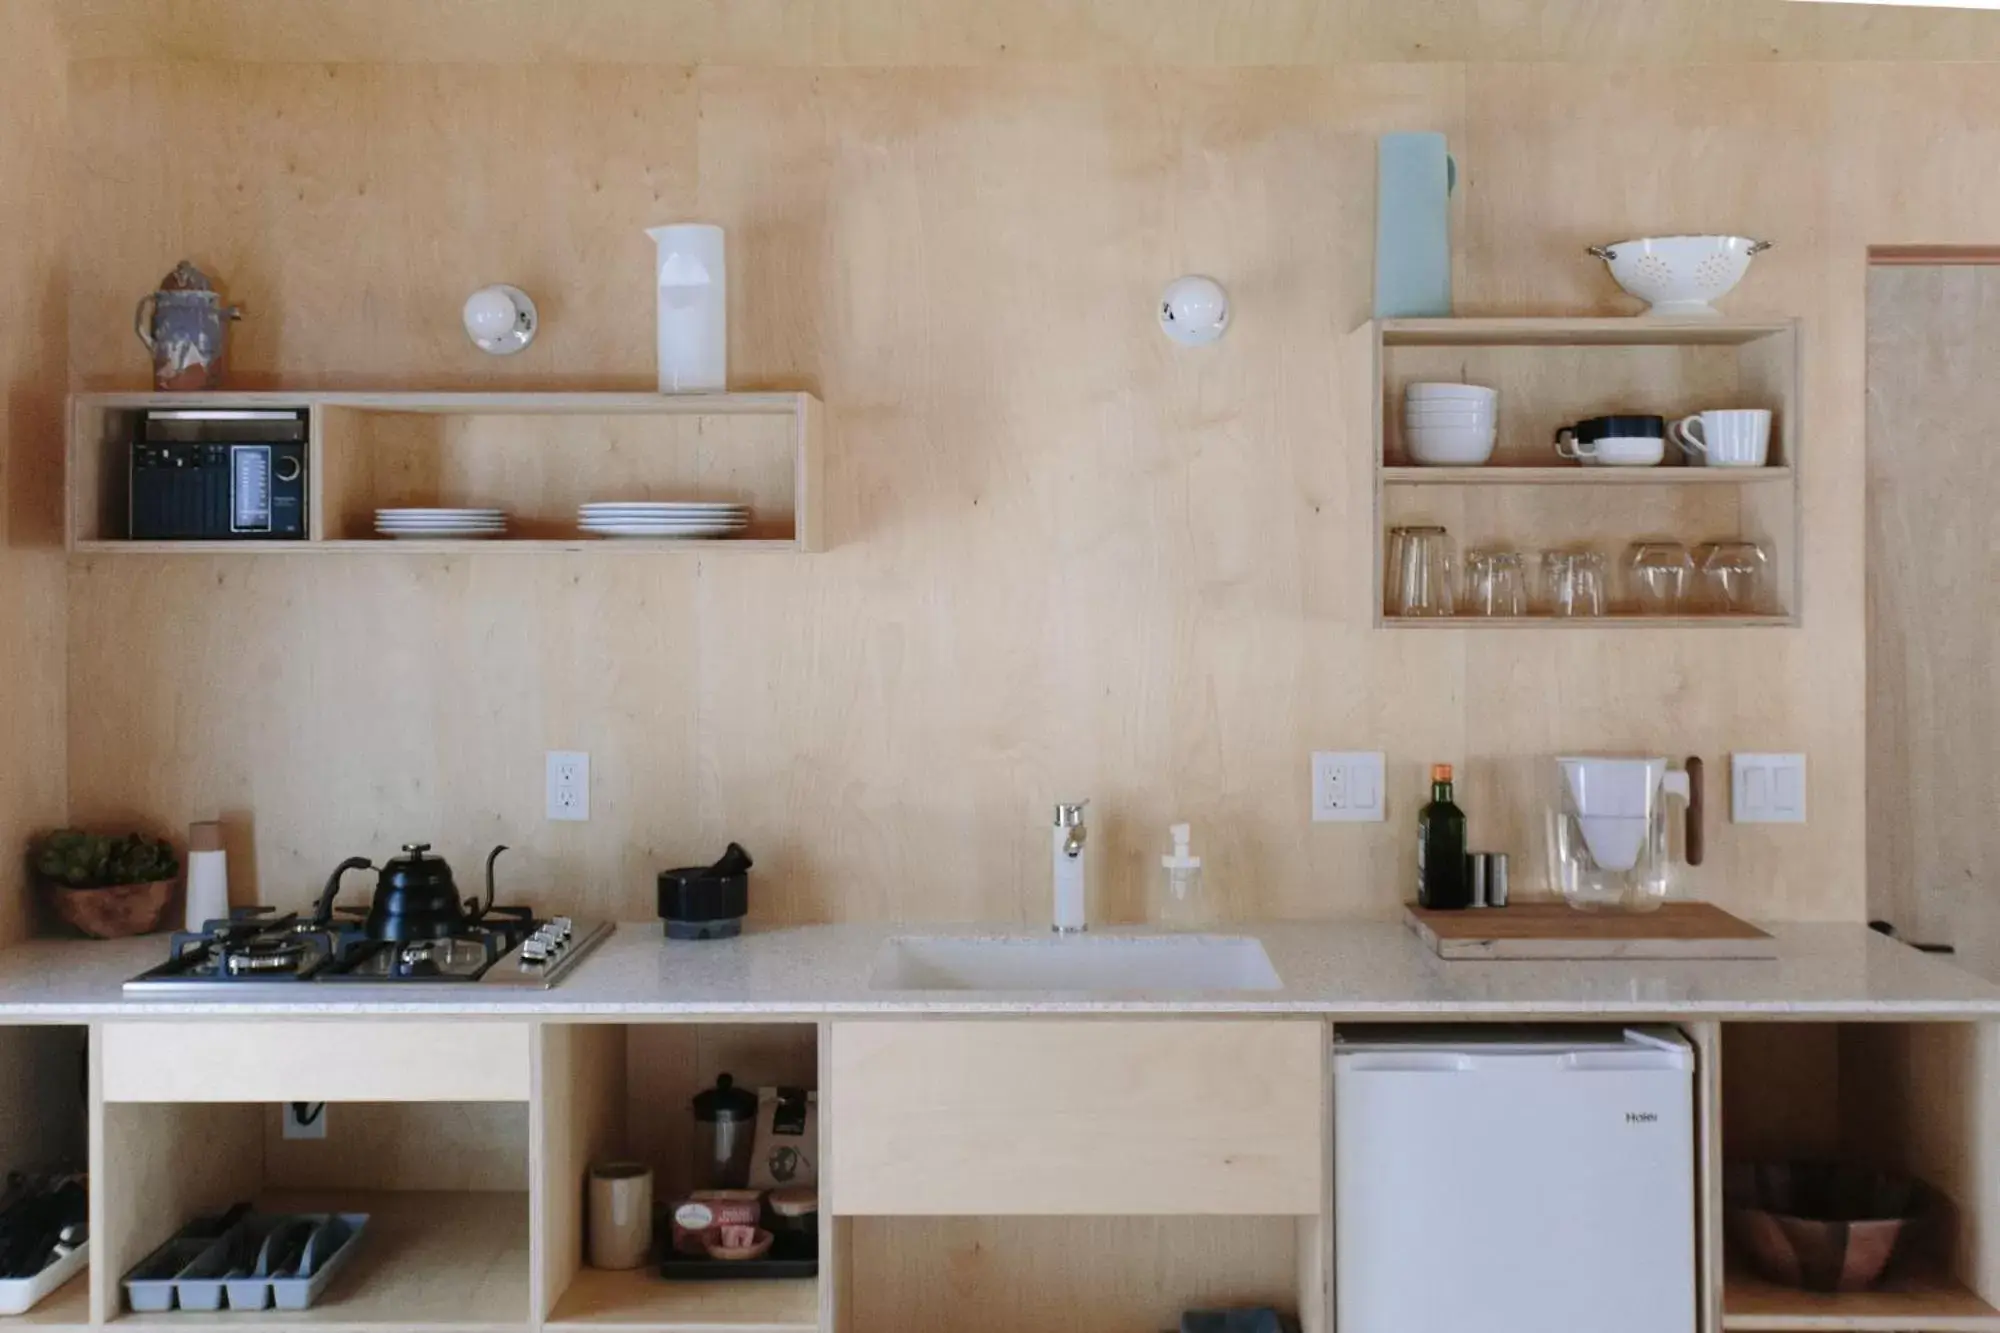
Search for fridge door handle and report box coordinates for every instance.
[1335,1053,1479,1073]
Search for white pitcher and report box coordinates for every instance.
[1551,755,1693,913]
[646,224,727,393]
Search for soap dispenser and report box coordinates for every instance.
[1158,822,1207,928]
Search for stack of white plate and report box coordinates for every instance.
[1405,383,1499,466]
[374,508,508,539]
[578,502,749,540]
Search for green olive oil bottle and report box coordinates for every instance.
[1417,763,1471,910]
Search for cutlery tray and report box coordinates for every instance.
[123,1209,368,1313]
[0,1240,88,1316]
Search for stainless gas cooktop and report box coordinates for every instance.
[123,908,613,994]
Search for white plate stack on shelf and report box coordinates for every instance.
[578,501,749,540]
[374,508,509,539]
[1405,383,1499,466]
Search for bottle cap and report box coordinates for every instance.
[189,821,224,853]
[1432,763,1453,783]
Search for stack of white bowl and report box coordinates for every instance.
[1404,384,1498,466]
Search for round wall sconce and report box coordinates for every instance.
[1159,275,1230,346]
[463,284,539,355]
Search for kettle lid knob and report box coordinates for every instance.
[401,842,432,858]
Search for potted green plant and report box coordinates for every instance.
[31,829,180,939]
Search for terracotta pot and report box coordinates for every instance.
[43,877,178,939]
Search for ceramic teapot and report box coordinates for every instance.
[134,260,243,390]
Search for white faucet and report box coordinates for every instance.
[1052,801,1089,933]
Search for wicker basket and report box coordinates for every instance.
[43,877,178,939]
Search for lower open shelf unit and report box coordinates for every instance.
[1716,1021,2000,1333]
[0,1025,89,1333]
[106,1190,529,1332]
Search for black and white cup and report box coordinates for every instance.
[1553,415,1668,468]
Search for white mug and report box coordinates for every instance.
[588,1162,654,1270]
[1554,433,1666,468]
[1672,410,1771,468]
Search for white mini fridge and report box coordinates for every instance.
[1333,1027,1697,1333]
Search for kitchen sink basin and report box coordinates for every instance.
[867,934,1283,992]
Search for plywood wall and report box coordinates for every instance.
[1867,266,2000,975]
[0,0,70,946]
[52,0,2000,66]
[54,42,2000,926]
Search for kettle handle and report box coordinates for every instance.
[314,856,374,926]
[134,294,158,352]
[467,845,509,923]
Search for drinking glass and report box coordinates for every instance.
[1543,548,1606,617]
[1696,541,1770,614]
[1387,526,1455,617]
[1464,550,1527,617]
[1626,542,1696,615]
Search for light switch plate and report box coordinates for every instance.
[1313,751,1386,823]
[1732,752,1807,824]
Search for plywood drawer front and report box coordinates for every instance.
[100,1021,532,1102]
[829,1020,1324,1216]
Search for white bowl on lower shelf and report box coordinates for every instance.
[1404,408,1495,428]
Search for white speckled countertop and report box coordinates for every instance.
[0,920,1994,1019]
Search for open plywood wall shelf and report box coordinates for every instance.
[1363,318,1804,629]
[66,392,826,555]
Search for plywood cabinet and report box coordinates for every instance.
[827,1020,1325,1217]
[99,1020,532,1103]
[62,1013,2000,1333]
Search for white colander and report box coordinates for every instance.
[1588,235,1772,317]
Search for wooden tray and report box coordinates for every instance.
[1406,899,1776,961]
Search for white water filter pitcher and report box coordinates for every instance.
[1551,756,1693,913]
[647,224,727,393]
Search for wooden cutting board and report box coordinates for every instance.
[1405,899,1777,961]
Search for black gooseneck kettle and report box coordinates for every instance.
[314,843,509,942]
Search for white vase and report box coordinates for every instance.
[646,224,727,393]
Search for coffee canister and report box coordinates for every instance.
[586,1163,654,1271]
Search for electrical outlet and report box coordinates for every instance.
[1313,751,1386,823]
[1732,752,1807,824]
[282,1102,328,1140]
[546,750,590,822]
